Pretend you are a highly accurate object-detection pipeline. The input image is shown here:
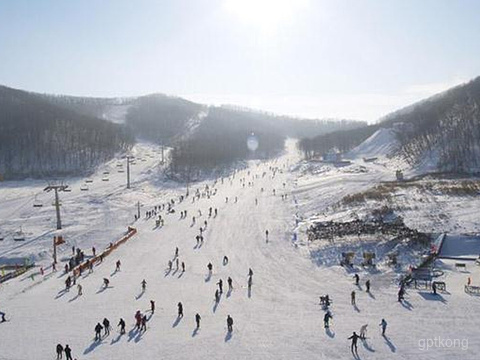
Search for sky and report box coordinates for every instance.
[0,0,479,122]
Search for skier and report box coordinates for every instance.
[94,322,103,341]
[178,302,183,317]
[150,300,155,314]
[217,279,223,293]
[141,279,147,291]
[207,262,213,274]
[214,208,218,217]
[176,258,179,269]
[118,318,126,334]
[248,268,253,277]
[135,311,142,329]
[323,311,332,328]
[140,314,147,332]
[175,247,179,258]
[56,344,64,359]
[195,313,201,328]
[348,332,360,356]
[103,318,110,336]
[103,278,110,288]
[365,279,371,293]
[92,246,96,257]
[432,281,437,295]
[359,324,368,339]
[64,344,72,360]
[351,290,356,305]
[398,287,405,302]
[227,277,233,291]
[168,260,173,271]
[181,262,185,273]
[247,276,253,291]
[227,315,234,332]
[77,284,82,296]
[379,319,387,336]
[116,260,121,272]
[354,273,360,285]
[223,255,229,265]
[215,289,220,303]
[265,230,269,243]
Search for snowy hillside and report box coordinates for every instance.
[1,140,479,359]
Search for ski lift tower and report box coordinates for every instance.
[44,182,69,230]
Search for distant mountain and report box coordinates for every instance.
[380,77,480,172]
[0,86,133,180]
[1,85,366,180]
[299,76,480,174]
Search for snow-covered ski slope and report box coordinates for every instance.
[1,140,480,359]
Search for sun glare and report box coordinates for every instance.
[224,0,309,36]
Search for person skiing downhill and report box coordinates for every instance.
[227,315,234,332]
[56,344,63,359]
[195,313,201,328]
[348,332,360,356]
[178,302,183,317]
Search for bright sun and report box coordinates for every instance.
[224,0,309,36]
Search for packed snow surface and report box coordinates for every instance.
[1,139,479,359]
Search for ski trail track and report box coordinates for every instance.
[1,140,479,359]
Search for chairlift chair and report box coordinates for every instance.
[33,195,43,208]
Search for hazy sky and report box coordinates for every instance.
[1,0,479,122]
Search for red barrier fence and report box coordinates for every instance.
[72,226,137,277]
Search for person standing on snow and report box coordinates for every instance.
[56,344,63,359]
[348,332,360,356]
[103,318,111,336]
[116,260,121,272]
[141,279,147,291]
[354,274,360,285]
[365,280,371,293]
[140,314,147,332]
[118,318,126,334]
[195,313,201,329]
[351,291,356,305]
[217,279,223,293]
[227,277,233,291]
[64,344,73,360]
[227,315,234,332]
[379,319,387,336]
[323,311,333,329]
[94,322,103,341]
[359,324,368,339]
[207,262,213,274]
[178,302,183,318]
[77,284,82,296]
[150,300,155,314]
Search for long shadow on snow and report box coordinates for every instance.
[111,333,123,345]
[192,328,199,337]
[224,331,233,342]
[362,339,375,352]
[325,328,335,338]
[83,340,103,355]
[418,292,447,304]
[400,299,414,311]
[172,315,182,328]
[135,289,145,300]
[68,294,81,302]
[383,335,396,352]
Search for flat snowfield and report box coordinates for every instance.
[1,140,479,360]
